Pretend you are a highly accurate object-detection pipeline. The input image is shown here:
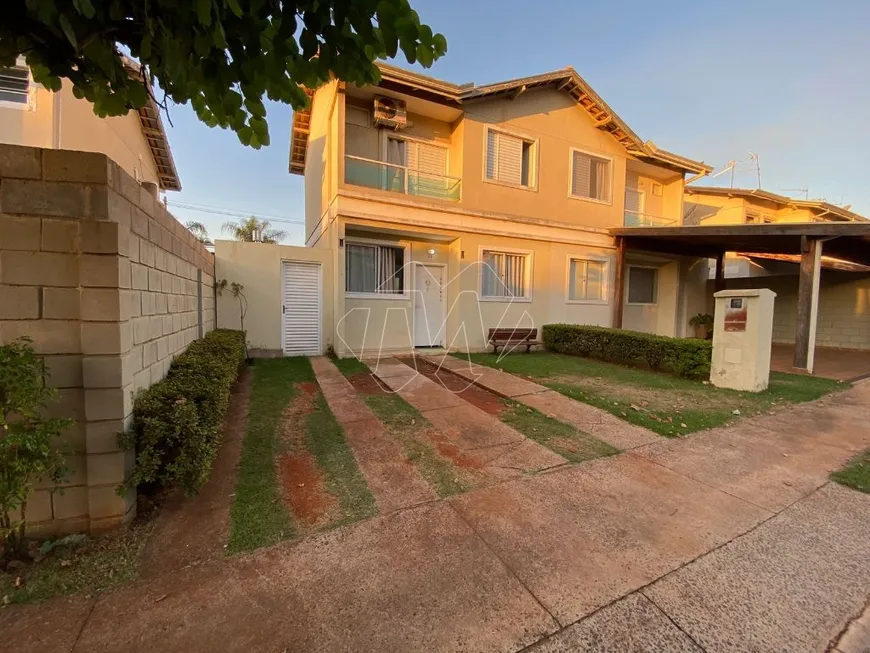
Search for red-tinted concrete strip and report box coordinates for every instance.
[71,502,559,653]
[425,355,660,450]
[375,358,566,477]
[309,357,437,513]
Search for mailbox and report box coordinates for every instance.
[710,289,777,392]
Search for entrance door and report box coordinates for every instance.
[414,264,444,347]
[282,260,322,356]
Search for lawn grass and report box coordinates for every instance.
[364,394,470,497]
[305,393,377,526]
[498,399,620,462]
[832,449,870,494]
[1,523,153,605]
[331,356,370,377]
[463,352,843,437]
[227,358,306,554]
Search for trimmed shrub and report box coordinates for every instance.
[121,329,246,495]
[542,324,712,380]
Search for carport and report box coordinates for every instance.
[610,222,870,374]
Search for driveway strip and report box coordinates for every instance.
[309,356,436,513]
[426,355,660,450]
[373,357,566,477]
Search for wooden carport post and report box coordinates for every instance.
[714,252,726,292]
[613,237,626,329]
[793,236,823,373]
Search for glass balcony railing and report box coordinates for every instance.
[345,155,461,202]
[624,210,677,227]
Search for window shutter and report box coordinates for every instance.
[486,130,498,180]
[572,151,592,197]
[0,66,30,103]
[496,133,523,185]
[416,143,447,175]
[625,189,642,213]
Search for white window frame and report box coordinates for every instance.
[344,236,411,301]
[482,126,539,191]
[565,254,609,305]
[0,57,36,111]
[478,245,533,303]
[568,146,614,205]
[625,264,658,306]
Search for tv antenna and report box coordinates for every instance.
[779,186,810,200]
[711,160,738,187]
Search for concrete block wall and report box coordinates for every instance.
[0,144,215,534]
[711,271,870,351]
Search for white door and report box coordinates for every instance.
[282,261,322,356]
[414,264,444,347]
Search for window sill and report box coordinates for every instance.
[566,299,608,305]
[479,296,532,303]
[345,293,410,301]
[567,193,612,206]
[483,177,538,193]
[625,301,658,307]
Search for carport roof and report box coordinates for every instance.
[610,223,870,267]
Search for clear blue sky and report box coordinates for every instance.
[165,0,870,244]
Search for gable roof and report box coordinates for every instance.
[289,64,712,176]
[120,57,181,191]
[685,186,866,222]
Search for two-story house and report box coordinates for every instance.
[284,64,713,356]
[0,57,180,192]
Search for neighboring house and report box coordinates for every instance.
[0,57,180,192]
[681,186,870,351]
[684,186,864,227]
[268,64,713,356]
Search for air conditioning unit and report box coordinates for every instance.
[373,96,407,129]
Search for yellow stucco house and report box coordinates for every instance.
[0,57,179,192]
[231,64,712,358]
[676,186,870,351]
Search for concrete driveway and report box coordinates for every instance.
[4,381,869,653]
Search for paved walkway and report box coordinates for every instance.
[309,356,436,513]
[427,354,660,450]
[4,376,869,653]
[371,357,566,478]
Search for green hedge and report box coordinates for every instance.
[542,324,712,379]
[122,329,246,495]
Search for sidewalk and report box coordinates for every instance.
[4,380,869,653]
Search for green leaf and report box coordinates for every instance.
[58,15,77,49]
[225,0,243,18]
[72,0,96,19]
[140,33,152,59]
[196,0,212,26]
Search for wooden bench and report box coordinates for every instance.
[487,328,541,354]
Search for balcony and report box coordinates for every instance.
[345,155,461,202]
[624,210,677,227]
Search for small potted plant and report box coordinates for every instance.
[689,313,714,339]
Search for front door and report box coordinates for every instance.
[414,264,444,347]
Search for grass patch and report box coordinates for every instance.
[364,394,470,497]
[305,393,377,525]
[463,352,843,437]
[832,449,870,494]
[498,399,619,462]
[227,358,308,554]
[332,356,370,377]
[1,524,153,605]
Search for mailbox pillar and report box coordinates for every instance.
[710,289,777,392]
